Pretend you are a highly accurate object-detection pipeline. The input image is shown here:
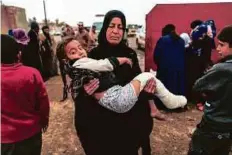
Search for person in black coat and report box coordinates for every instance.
[73,10,156,155]
[40,26,54,80]
[26,22,44,76]
[190,20,213,110]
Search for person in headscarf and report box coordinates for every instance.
[74,10,156,155]
[180,33,196,101]
[162,24,176,36]
[12,28,30,65]
[190,20,214,110]
[27,21,44,76]
[40,26,54,80]
[153,24,186,111]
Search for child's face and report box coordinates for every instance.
[217,40,232,58]
[65,40,87,60]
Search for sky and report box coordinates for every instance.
[3,0,232,26]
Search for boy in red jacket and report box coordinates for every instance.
[1,34,50,155]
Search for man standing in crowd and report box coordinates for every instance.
[88,25,98,51]
[1,34,50,155]
[27,21,44,76]
[75,22,90,51]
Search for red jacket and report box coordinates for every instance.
[1,63,50,143]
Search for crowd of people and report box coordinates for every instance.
[1,9,232,155]
[153,20,217,111]
[7,22,58,81]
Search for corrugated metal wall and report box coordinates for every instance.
[145,3,232,71]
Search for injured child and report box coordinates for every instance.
[62,37,187,115]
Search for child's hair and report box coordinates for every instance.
[217,25,232,48]
[1,34,20,64]
[56,36,75,60]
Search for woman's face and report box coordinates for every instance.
[106,17,124,45]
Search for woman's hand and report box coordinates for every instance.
[83,78,100,95]
[117,57,133,67]
[144,79,156,94]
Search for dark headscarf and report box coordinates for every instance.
[162,24,180,41]
[98,10,126,47]
[89,10,139,85]
[30,21,39,30]
[42,25,51,44]
[162,24,175,36]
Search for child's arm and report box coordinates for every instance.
[72,57,132,72]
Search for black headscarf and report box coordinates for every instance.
[42,26,52,44]
[98,10,126,48]
[76,11,153,152]
[162,24,180,41]
[30,22,39,31]
[162,24,175,36]
[89,10,141,85]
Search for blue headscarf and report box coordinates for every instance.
[191,20,216,40]
[191,19,216,49]
[8,29,14,37]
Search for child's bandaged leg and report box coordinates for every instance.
[155,78,187,109]
[132,72,155,91]
[99,84,138,113]
[133,71,187,109]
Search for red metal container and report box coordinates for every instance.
[145,2,232,71]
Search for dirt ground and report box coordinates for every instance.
[42,72,204,155]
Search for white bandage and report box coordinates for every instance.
[133,72,155,91]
